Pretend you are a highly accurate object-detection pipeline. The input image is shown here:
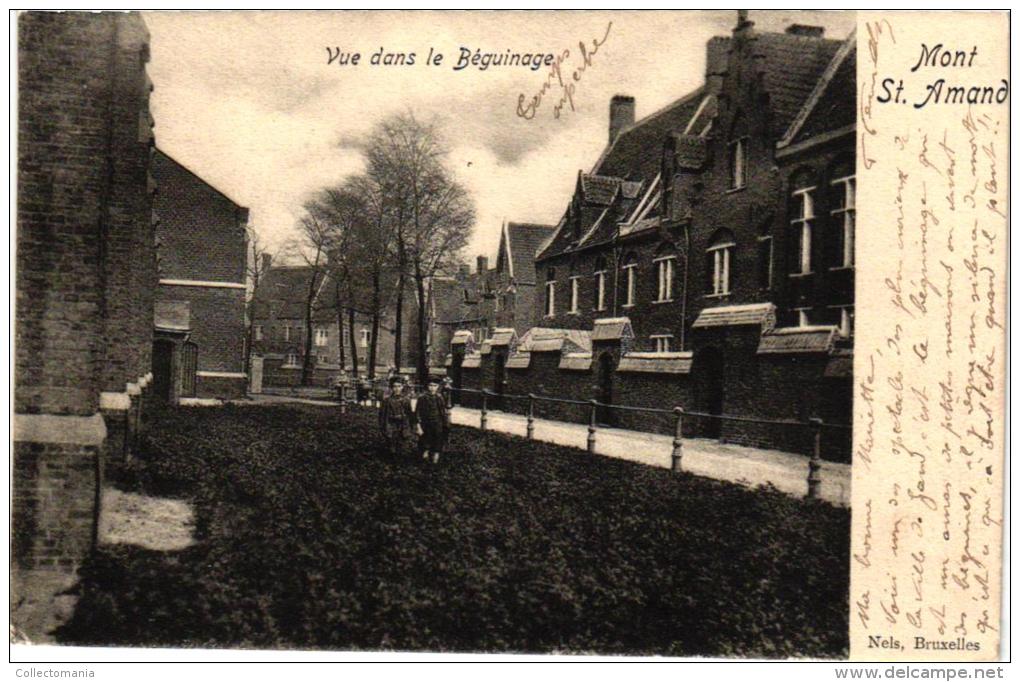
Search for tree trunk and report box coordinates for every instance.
[368,269,381,379]
[335,281,346,370]
[301,273,318,386]
[348,306,359,378]
[393,270,404,373]
[414,263,428,385]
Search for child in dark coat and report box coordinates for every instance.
[379,376,415,456]
[415,376,448,464]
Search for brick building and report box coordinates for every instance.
[14,12,156,636]
[453,13,855,458]
[432,221,554,360]
[251,264,420,387]
[151,148,249,399]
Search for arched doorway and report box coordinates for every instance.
[695,346,725,438]
[597,352,615,425]
[152,339,175,403]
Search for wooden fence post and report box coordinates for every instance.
[807,417,823,499]
[526,393,535,440]
[587,400,598,454]
[443,379,453,430]
[671,407,684,473]
[480,390,488,432]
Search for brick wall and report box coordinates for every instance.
[15,12,155,638]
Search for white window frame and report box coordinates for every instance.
[569,276,581,314]
[285,352,299,367]
[545,280,556,317]
[730,137,747,189]
[314,327,328,347]
[654,256,675,303]
[792,187,816,275]
[284,325,291,342]
[837,306,854,338]
[254,325,263,341]
[708,242,733,296]
[622,263,637,307]
[831,175,855,268]
[359,328,371,348]
[651,334,673,354]
[594,269,607,311]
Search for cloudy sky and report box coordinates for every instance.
[145,10,854,263]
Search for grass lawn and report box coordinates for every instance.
[58,403,849,657]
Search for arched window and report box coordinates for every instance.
[621,253,638,307]
[653,244,677,303]
[790,169,817,275]
[544,268,556,317]
[593,256,608,312]
[830,158,855,268]
[707,229,734,296]
[729,115,748,190]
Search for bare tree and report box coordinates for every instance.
[243,224,275,379]
[364,113,475,383]
[287,210,333,386]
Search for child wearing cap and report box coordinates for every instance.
[379,375,415,456]
[415,375,448,464]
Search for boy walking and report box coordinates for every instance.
[379,375,415,456]
[415,376,448,464]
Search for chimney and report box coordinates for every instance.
[476,255,489,273]
[609,95,635,145]
[735,10,754,31]
[785,24,825,38]
[260,253,272,273]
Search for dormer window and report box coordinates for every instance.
[791,171,817,275]
[545,268,556,317]
[707,229,735,297]
[831,160,856,268]
[594,256,607,311]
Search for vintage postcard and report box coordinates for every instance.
[10,9,1008,665]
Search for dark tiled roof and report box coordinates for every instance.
[253,265,335,321]
[580,173,622,205]
[538,90,706,262]
[617,353,693,375]
[756,32,843,138]
[692,303,776,329]
[595,88,707,183]
[757,326,837,354]
[592,317,634,342]
[790,38,857,145]
[503,222,555,284]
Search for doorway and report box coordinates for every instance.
[152,339,175,403]
[491,353,506,410]
[597,352,614,425]
[696,346,725,438]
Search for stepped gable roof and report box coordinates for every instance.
[784,33,857,146]
[500,222,555,284]
[754,30,843,138]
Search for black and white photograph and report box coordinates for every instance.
[9,8,1008,667]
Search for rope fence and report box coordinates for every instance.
[329,378,847,500]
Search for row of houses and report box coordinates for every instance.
[448,12,856,457]
[14,12,249,636]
